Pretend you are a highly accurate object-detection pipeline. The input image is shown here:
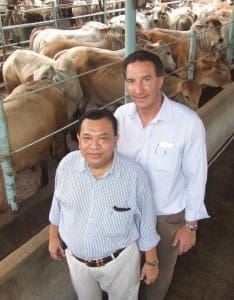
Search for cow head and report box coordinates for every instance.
[143,40,176,73]
[152,4,171,28]
[33,58,83,120]
[180,80,201,110]
[197,52,231,88]
[192,18,224,52]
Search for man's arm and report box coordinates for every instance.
[140,247,159,285]
[173,117,208,255]
[48,224,65,261]
[173,221,197,255]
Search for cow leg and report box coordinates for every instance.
[40,159,49,188]
[50,131,68,160]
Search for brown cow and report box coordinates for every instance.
[143,29,232,87]
[162,76,202,110]
[54,46,202,115]
[55,46,125,112]
[0,80,68,212]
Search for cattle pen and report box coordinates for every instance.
[0,1,234,299]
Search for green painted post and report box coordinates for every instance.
[124,0,136,103]
[0,100,17,212]
[227,7,234,66]
[188,30,197,80]
[125,0,136,57]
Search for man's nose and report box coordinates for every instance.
[90,138,100,148]
[135,81,144,93]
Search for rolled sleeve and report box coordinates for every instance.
[49,171,61,226]
[183,118,210,221]
[136,169,161,251]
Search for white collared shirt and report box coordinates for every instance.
[114,95,210,221]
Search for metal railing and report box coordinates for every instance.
[0,1,233,212]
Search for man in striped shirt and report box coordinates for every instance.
[49,109,160,300]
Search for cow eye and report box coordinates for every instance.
[53,76,60,83]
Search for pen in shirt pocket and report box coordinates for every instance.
[155,143,159,154]
[113,206,131,212]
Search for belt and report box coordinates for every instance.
[72,248,125,267]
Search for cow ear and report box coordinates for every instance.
[133,0,148,9]
[138,38,148,48]
[100,27,110,34]
[156,40,164,47]
[144,11,152,16]
[193,14,198,22]
[144,43,154,51]
[164,4,172,13]
[201,57,214,67]
[25,74,34,82]
[136,31,149,45]
[193,24,205,32]
[212,50,221,60]
[53,74,65,91]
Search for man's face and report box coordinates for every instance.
[77,117,118,173]
[125,60,164,111]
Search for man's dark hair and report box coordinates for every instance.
[122,50,165,78]
[77,109,118,136]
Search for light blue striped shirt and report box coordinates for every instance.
[49,150,160,260]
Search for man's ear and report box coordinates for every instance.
[159,76,164,90]
[115,133,119,145]
[77,134,80,143]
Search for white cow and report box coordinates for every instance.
[156,17,224,53]
[29,21,110,52]
[3,49,83,120]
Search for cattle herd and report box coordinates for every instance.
[0,0,233,212]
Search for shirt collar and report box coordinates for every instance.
[154,94,174,124]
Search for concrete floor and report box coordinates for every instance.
[165,140,234,300]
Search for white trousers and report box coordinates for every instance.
[65,243,141,300]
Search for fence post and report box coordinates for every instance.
[103,0,107,25]
[188,30,197,80]
[52,1,58,28]
[124,0,136,104]
[0,13,7,58]
[0,100,17,212]
[125,1,136,57]
[227,7,234,66]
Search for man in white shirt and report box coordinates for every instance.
[114,50,209,300]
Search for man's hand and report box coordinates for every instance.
[173,226,196,255]
[140,263,159,285]
[48,235,66,261]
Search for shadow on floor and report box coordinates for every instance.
[165,141,234,300]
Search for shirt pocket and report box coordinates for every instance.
[100,207,133,238]
[149,144,182,172]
